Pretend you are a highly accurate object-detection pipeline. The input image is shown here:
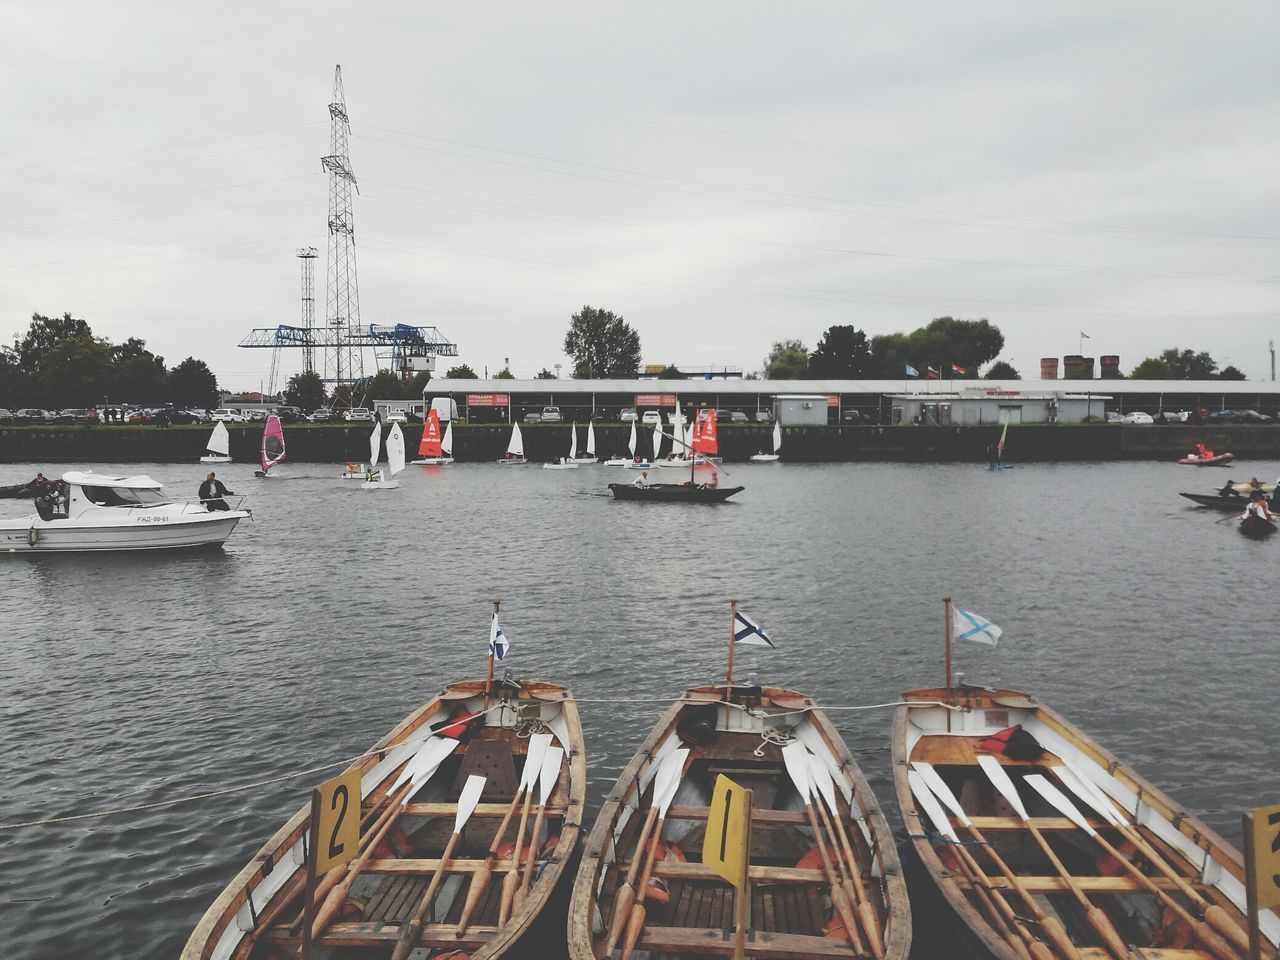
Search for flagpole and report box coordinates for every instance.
[486,598,500,698]
[726,598,738,692]
[943,596,953,731]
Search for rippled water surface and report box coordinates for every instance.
[2,459,1279,959]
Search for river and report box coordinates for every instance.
[1,459,1277,959]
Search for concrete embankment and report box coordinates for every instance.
[4,422,1280,464]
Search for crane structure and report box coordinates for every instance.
[239,67,459,402]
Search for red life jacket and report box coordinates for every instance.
[977,724,1045,761]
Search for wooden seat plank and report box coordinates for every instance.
[637,925,857,958]
[263,920,498,950]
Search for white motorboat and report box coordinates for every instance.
[497,422,528,464]
[362,422,405,490]
[602,456,630,466]
[199,421,232,463]
[750,421,783,462]
[0,472,249,553]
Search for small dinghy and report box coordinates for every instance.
[750,422,783,462]
[200,421,233,464]
[1240,512,1277,538]
[544,425,581,469]
[363,422,405,490]
[497,423,527,464]
[894,685,1273,960]
[1180,492,1249,511]
[570,682,911,960]
[603,456,630,466]
[412,410,455,465]
[569,422,598,464]
[254,416,286,478]
[1179,443,1234,466]
[182,674,585,960]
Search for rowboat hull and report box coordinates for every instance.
[1240,514,1277,538]
[1180,492,1249,511]
[608,483,743,503]
[182,678,585,960]
[570,684,911,960]
[1179,453,1234,465]
[893,686,1279,960]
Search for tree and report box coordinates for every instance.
[808,326,874,378]
[37,336,112,406]
[445,364,478,378]
[494,367,516,380]
[366,369,409,400]
[1129,357,1171,379]
[110,337,167,402]
[284,370,326,411]
[409,370,432,396]
[764,339,809,379]
[15,311,92,372]
[563,305,642,378]
[1130,348,1220,380]
[534,368,557,379]
[656,365,684,379]
[1218,365,1246,381]
[870,317,1004,377]
[985,360,1020,380]
[168,358,219,408]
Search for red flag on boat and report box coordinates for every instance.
[419,409,442,458]
[692,409,718,455]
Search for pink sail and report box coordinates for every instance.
[260,415,286,474]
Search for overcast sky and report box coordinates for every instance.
[2,3,1277,390]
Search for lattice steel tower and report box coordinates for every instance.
[322,65,363,405]
[296,247,318,374]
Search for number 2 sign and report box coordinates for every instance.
[312,768,362,875]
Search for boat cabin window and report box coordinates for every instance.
[80,485,168,507]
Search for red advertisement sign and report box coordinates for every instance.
[466,393,510,406]
[827,394,840,407]
[635,393,677,407]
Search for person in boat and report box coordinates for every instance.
[1194,441,1214,459]
[1218,479,1241,497]
[1243,490,1276,523]
[199,472,235,511]
[632,470,649,487]
[365,467,376,482]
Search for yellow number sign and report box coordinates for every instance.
[313,768,361,875]
[703,774,752,888]
[1245,802,1280,912]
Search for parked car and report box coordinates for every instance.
[620,407,638,422]
[713,408,734,421]
[754,410,773,423]
[1206,409,1237,423]
[308,408,334,423]
[385,410,408,423]
[15,408,47,423]
[541,406,563,423]
[1120,411,1154,424]
[524,412,542,423]
[640,410,662,425]
[210,409,247,423]
[244,409,268,422]
[1232,409,1273,423]
[166,409,204,425]
[273,406,304,424]
[729,411,750,424]
[345,407,373,422]
[840,410,863,424]
[0,408,13,423]
[1105,411,1124,423]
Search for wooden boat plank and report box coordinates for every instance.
[615,861,826,885]
[954,874,1209,894]
[665,803,808,825]
[262,919,499,949]
[966,814,1113,831]
[401,801,567,818]
[637,926,858,958]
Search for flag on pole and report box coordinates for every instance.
[904,363,920,378]
[489,612,510,660]
[733,609,774,647]
[952,608,1003,646]
[926,366,941,380]
[1080,331,1091,340]
[951,364,966,376]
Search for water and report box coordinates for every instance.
[1,459,1278,959]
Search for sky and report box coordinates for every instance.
[1,3,1277,390]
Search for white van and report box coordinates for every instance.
[431,397,459,422]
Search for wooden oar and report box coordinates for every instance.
[781,742,867,956]
[1025,774,1240,960]
[1054,760,1254,957]
[310,736,458,939]
[977,756,1132,960]
[619,748,692,960]
[908,770,1042,960]
[805,751,884,957]
[455,733,552,937]
[390,774,488,960]
[913,762,1083,960]
[513,745,565,915]
[499,747,544,926]
[602,747,689,957]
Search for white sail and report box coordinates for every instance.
[652,421,662,460]
[628,421,636,456]
[368,423,381,468]
[387,423,406,476]
[569,423,578,459]
[441,421,453,456]
[206,421,229,456]
[586,420,596,456]
[773,421,782,453]
[508,422,524,457]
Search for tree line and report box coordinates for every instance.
[0,312,220,409]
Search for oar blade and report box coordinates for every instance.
[806,752,840,812]
[794,725,853,803]
[522,733,553,791]
[976,755,1029,820]
[1058,759,1126,826]
[653,748,689,815]
[538,746,564,803]
[911,762,972,827]
[455,774,488,831]
[1024,775,1097,837]
[781,741,811,802]
[907,769,960,843]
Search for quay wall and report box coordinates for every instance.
[4,423,1280,464]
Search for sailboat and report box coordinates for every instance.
[625,420,651,469]
[363,422,405,489]
[989,421,1014,470]
[604,421,634,466]
[200,420,232,463]
[254,415,286,477]
[411,409,454,465]
[497,422,527,464]
[544,422,581,469]
[750,421,783,462]
[570,421,598,464]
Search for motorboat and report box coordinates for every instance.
[0,471,249,553]
[1179,492,1251,511]
[1179,443,1233,466]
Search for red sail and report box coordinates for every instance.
[691,410,718,455]
[419,409,443,457]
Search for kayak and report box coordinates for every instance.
[1178,452,1234,466]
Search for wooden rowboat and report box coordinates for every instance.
[608,482,744,503]
[893,686,1277,960]
[1239,513,1277,538]
[182,677,585,960]
[570,684,911,960]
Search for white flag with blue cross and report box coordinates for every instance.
[489,612,510,660]
[952,608,1003,646]
[733,609,774,647]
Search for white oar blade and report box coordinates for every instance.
[522,734,553,792]
[454,774,488,831]
[976,755,1029,821]
[781,742,812,803]
[1058,759,1127,826]
[806,753,839,813]
[394,736,456,794]
[391,736,439,792]
[911,762,972,828]
[538,746,565,803]
[1024,774,1097,837]
[794,726,853,803]
[654,748,690,815]
[907,769,960,843]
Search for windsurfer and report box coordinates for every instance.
[199,472,235,511]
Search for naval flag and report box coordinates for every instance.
[952,608,1003,646]
[489,612,510,660]
[904,363,920,378]
[733,609,775,647]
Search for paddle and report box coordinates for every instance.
[602,747,689,957]
[907,770,1041,960]
[389,774,488,960]
[912,762,1082,960]
[455,733,552,937]
[781,742,866,956]
[804,751,884,958]
[499,745,543,926]
[309,736,457,939]
[1024,774,1239,960]
[619,748,692,960]
[977,755,1132,960]
[513,745,566,915]
[1052,760,1253,957]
